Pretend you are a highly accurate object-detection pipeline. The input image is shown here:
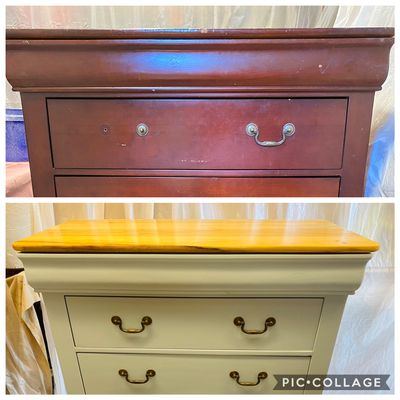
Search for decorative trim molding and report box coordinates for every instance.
[19,253,372,295]
[7,35,393,91]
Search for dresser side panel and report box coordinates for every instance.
[19,93,55,196]
[305,295,347,394]
[40,293,84,394]
[340,92,375,197]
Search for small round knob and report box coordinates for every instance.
[258,372,268,380]
[111,316,122,325]
[136,123,149,137]
[146,370,156,378]
[246,123,258,137]
[230,371,240,379]
[141,316,152,326]
[119,369,129,378]
[233,316,245,327]
[283,122,295,136]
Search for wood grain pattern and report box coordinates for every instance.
[12,219,379,254]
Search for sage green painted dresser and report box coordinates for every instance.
[13,219,379,394]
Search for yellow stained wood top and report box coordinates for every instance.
[12,219,379,254]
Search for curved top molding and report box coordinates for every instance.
[17,253,372,295]
[6,28,394,92]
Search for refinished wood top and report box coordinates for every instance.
[12,219,379,254]
[6,27,394,40]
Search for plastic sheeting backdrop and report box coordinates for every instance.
[5,5,395,197]
[5,202,394,394]
[6,272,52,394]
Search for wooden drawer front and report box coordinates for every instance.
[78,353,309,394]
[55,176,340,197]
[48,98,346,170]
[66,297,322,351]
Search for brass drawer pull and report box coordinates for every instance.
[234,316,276,335]
[246,122,295,147]
[136,123,149,136]
[119,369,156,384]
[229,371,268,386]
[111,315,152,333]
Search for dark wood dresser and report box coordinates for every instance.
[6,28,394,197]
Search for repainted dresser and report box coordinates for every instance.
[13,219,378,394]
[6,28,394,197]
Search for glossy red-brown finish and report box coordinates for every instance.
[340,92,375,196]
[48,98,346,170]
[5,28,394,197]
[6,27,394,40]
[6,38,393,90]
[20,93,56,196]
[55,176,340,197]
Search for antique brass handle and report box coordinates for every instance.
[111,315,152,333]
[118,369,156,384]
[229,371,268,386]
[233,316,276,335]
[246,122,295,147]
[136,123,149,136]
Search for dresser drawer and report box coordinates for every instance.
[55,176,340,197]
[66,297,322,351]
[48,98,346,170]
[78,353,309,394]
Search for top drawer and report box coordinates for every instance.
[66,297,322,351]
[48,98,347,170]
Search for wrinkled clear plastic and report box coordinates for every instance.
[6,271,52,394]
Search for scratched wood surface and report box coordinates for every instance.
[6,28,394,197]
[12,219,379,253]
[47,98,347,170]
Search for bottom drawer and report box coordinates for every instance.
[55,176,340,197]
[78,353,309,394]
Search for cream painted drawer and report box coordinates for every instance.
[78,353,309,394]
[66,297,322,351]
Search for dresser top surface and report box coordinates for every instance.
[12,219,379,254]
[6,27,394,40]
